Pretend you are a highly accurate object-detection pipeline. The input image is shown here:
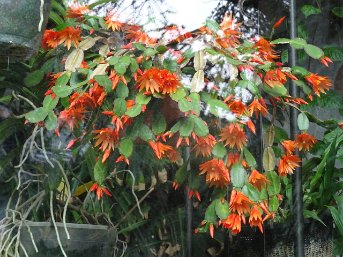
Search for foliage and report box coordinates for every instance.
[0,1,341,256]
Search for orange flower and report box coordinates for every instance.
[228,100,247,116]
[109,70,127,90]
[249,170,270,191]
[221,213,242,234]
[125,25,156,44]
[199,159,230,188]
[93,128,119,163]
[192,135,216,157]
[272,16,286,29]
[69,92,96,110]
[159,69,181,94]
[281,140,296,155]
[254,37,279,61]
[264,68,287,88]
[136,68,162,94]
[248,98,268,118]
[89,82,106,106]
[304,73,332,96]
[220,124,247,150]
[215,13,241,48]
[278,155,301,176]
[41,29,60,49]
[58,26,81,50]
[295,132,317,151]
[249,205,263,233]
[66,3,90,19]
[320,56,333,67]
[226,152,248,169]
[90,183,112,200]
[58,107,85,131]
[229,190,253,215]
[148,141,173,159]
[104,12,125,31]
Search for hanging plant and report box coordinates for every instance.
[15,3,336,240]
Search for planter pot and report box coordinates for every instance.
[20,222,117,257]
[228,219,333,257]
[0,0,51,62]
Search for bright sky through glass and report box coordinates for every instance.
[166,0,220,30]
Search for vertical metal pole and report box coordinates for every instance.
[289,0,305,256]
[184,147,193,257]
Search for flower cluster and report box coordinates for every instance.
[27,6,333,237]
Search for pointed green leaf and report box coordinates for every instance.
[215,199,230,220]
[231,164,247,188]
[119,138,133,157]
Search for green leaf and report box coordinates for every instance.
[262,84,288,97]
[156,45,168,54]
[231,164,247,188]
[136,92,151,105]
[170,88,187,101]
[130,59,139,73]
[133,43,146,51]
[143,48,157,57]
[207,99,229,116]
[191,116,209,137]
[215,199,230,220]
[332,7,343,18]
[304,44,324,59]
[179,118,194,137]
[138,124,154,141]
[114,63,127,75]
[24,70,44,87]
[52,85,72,98]
[281,50,289,63]
[119,138,133,157]
[174,163,188,184]
[270,38,290,44]
[163,58,178,72]
[243,147,257,169]
[212,142,227,158]
[178,98,193,112]
[303,210,326,227]
[94,75,112,93]
[43,95,59,110]
[291,66,310,77]
[266,171,281,195]
[120,56,131,66]
[328,206,343,237]
[45,111,57,130]
[297,112,309,131]
[113,98,127,116]
[269,196,279,212]
[301,5,321,18]
[109,56,120,65]
[290,38,307,49]
[52,72,72,97]
[25,107,48,123]
[205,201,217,223]
[205,19,220,33]
[237,80,259,95]
[116,82,129,98]
[152,112,167,135]
[125,104,142,117]
[94,159,107,185]
[242,184,260,202]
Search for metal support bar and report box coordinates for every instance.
[289,0,305,256]
[184,147,193,257]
